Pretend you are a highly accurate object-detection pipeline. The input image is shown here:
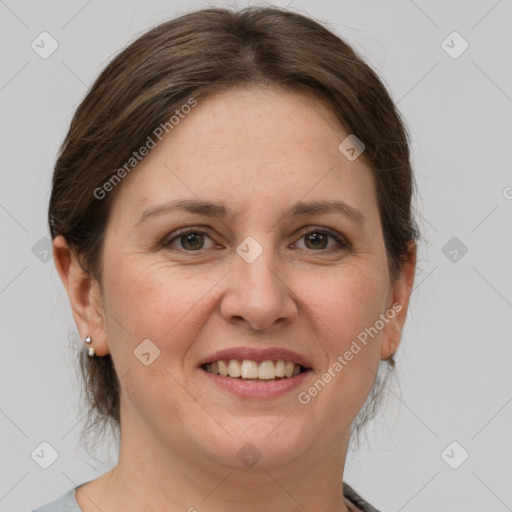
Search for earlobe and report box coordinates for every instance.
[52,235,110,356]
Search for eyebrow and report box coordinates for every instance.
[135,198,365,227]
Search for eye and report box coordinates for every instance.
[162,226,349,253]
[162,228,216,251]
[294,227,349,252]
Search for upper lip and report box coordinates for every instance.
[198,347,313,370]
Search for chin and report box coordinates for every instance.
[198,414,316,471]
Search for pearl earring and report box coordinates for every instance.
[84,335,95,357]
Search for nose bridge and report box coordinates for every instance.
[221,232,297,330]
[235,233,283,299]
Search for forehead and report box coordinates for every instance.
[108,86,378,227]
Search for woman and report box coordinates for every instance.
[33,5,417,511]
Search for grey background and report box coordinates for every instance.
[1,0,511,511]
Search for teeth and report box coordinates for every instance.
[258,361,276,380]
[204,359,304,380]
[240,360,259,379]
[285,361,295,378]
[218,360,229,377]
[275,360,285,378]
[228,360,241,378]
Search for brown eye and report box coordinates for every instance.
[163,229,215,251]
[304,231,329,250]
[179,232,205,250]
[295,228,349,252]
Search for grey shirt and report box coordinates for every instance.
[30,481,381,511]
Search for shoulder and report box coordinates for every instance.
[30,487,81,512]
[343,482,382,512]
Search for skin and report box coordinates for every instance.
[53,86,416,512]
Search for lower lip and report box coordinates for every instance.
[200,368,310,398]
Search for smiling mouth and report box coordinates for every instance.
[201,359,309,381]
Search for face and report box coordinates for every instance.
[59,86,414,474]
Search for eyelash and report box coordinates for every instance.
[161,226,350,253]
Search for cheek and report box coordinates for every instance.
[104,256,195,327]
[99,261,218,419]
[296,265,388,418]
[301,262,389,347]
[101,257,222,365]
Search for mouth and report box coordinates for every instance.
[201,359,309,381]
[198,348,312,398]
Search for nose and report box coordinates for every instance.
[219,242,298,331]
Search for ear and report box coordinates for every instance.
[52,235,110,356]
[380,242,417,360]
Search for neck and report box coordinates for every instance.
[77,400,354,512]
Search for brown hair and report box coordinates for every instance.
[49,5,417,453]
